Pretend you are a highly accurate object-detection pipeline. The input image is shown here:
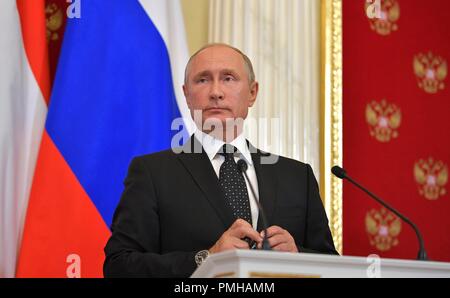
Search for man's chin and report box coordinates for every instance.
[202,113,233,125]
[198,114,244,138]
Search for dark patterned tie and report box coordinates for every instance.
[218,144,252,225]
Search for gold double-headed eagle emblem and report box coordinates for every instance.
[366,99,401,143]
[366,0,400,36]
[414,158,448,200]
[413,52,448,94]
[366,208,402,252]
[45,2,63,42]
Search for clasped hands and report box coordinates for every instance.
[209,219,298,254]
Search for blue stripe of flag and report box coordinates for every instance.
[46,0,183,226]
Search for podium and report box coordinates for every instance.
[191,250,450,278]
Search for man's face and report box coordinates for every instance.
[183,46,258,131]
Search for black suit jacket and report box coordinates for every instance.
[104,137,338,277]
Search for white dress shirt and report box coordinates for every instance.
[194,130,260,230]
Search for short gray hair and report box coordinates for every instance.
[184,43,256,85]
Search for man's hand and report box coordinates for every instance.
[209,219,262,254]
[258,226,298,252]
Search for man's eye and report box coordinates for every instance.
[224,76,235,82]
[197,78,208,83]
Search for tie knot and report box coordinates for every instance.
[219,144,237,159]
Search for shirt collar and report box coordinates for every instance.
[194,129,253,166]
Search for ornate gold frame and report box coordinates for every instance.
[320,0,343,254]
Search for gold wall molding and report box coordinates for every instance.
[320,0,343,254]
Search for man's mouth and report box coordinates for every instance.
[205,107,228,112]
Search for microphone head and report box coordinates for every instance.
[237,159,248,173]
[331,166,347,179]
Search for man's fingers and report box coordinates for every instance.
[211,219,262,254]
[231,226,262,242]
[232,218,252,229]
[230,219,262,242]
[260,225,284,238]
[222,237,251,250]
[266,234,286,248]
[256,233,284,249]
[212,233,251,253]
[233,238,251,250]
[257,226,298,252]
[272,241,298,253]
[271,243,289,252]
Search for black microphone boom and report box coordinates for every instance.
[237,159,272,251]
[331,166,428,260]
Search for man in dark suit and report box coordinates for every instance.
[104,43,338,278]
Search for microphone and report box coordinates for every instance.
[331,166,428,261]
[237,159,272,250]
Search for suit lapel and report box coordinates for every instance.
[249,143,278,231]
[177,137,235,229]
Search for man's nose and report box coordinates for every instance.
[209,80,224,101]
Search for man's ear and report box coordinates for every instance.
[248,81,259,107]
[183,85,191,108]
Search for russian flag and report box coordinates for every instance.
[16,0,192,277]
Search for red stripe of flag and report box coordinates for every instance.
[17,132,110,277]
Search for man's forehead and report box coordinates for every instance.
[184,44,253,84]
[190,46,245,67]
[196,45,240,57]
